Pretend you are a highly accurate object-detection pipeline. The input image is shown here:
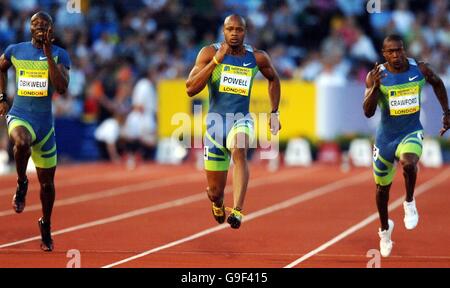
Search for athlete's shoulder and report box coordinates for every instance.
[3,41,31,52]
[3,42,31,60]
[52,44,71,68]
[196,44,216,61]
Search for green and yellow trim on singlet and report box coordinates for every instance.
[11,56,58,98]
[373,130,423,186]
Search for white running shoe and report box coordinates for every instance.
[378,219,394,257]
[403,199,419,230]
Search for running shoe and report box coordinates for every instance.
[212,203,225,224]
[226,208,243,229]
[378,219,394,257]
[12,178,28,213]
[403,199,419,230]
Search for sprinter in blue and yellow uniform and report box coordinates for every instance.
[0,11,70,251]
[364,34,450,257]
[186,14,281,229]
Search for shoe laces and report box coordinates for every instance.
[212,203,224,216]
[404,202,417,216]
[226,207,244,219]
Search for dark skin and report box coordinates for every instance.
[186,15,281,211]
[0,13,69,223]
[364,39,450,230]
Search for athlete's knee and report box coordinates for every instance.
[13,138,31,152]
[40,182,55,193]
[206,186,224,203]
[401,161,417,175]
[376,184,390,195]
[231,148,247,163]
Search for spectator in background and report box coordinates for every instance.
[121,66,158,166]
[94,112,126,164]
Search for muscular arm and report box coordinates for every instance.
[0,54,11,94]
[363,74,379,118]
[43,27,69,95]
[47,59,69,95]
[363,63,385,118]
[419,62,449,113]
[254,50,280,112]
[0,54,12,114]
[185,46,217,97]
[419,62,450,136]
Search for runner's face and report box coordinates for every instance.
[383,41,407,70]
[30,16,51,43]
[223,20,245,48]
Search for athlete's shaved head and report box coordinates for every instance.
[31,11,53,25]
[30,11,54,45]
[382,34,403,50]
[382,34,407,71]
[224,14,246,29]
[223,14,246,48]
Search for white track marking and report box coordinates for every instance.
[284,168,450,268]
[102,171,371,268]
[0,173,203,217]
[0,167,155,196]
[0,167,322,250]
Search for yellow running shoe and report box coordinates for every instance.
[226,207,244,229]
[212,203,225,224]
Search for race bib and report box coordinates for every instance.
[17,69,49,97]
[388,86,419,116]
[219,65,252,96]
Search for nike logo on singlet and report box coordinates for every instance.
[243,62,252,67]
[39,56,47,60]
[409,75,418,81]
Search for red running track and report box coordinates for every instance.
[0,162,449,268]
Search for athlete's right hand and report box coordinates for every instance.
[214,42,229,63]
[0,102,9,117]
[369,62,386,88]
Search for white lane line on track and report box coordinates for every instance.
[102,171,372,268]
[283,168,450,268]
[0,173,203,217]
[0,167,323,250]
[0,167,156,196]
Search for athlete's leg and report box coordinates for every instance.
[36,167,55,251]
[376,184,391,231]
[399,153,419,202]
[9,125,33,213]
[395,131,423,230]
[372,144,396,231]
[206,170,228,207]
[9,126,32,182]
[36,167,56,223]
[230,133,250,211]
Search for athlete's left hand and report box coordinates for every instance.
[42,26,54,58]
[440,114,450,136]
[269,112,281,135]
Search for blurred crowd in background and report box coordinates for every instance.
[0,0,449,164]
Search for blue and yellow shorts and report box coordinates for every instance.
[204,114,255,171]
[373,130,423,186]
[6,110,57,169]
